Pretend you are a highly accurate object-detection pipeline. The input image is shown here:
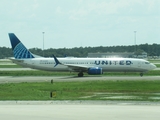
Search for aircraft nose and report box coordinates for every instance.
[150,63,157,70]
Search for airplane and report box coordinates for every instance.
[8,33,156,77]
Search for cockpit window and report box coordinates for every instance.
[145,62,150,64]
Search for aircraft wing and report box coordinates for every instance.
[53,55,89,72]
[62,64,89,72]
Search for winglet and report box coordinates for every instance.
[53,55,61,67]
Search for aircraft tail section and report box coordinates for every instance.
[8,33,35,59]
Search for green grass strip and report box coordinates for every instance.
[0,65,23,68]
[0,70,159,76]
[0,80,160,101]
[155,64,160,68]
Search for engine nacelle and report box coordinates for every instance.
[88,67,103,75]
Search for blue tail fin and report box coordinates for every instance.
[8,33,34,59]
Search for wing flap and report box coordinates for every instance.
[63,64,89,71]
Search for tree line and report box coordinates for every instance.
[0,43,160,59]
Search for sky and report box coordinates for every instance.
[0,0,160,49]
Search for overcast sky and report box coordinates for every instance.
[1,0,160,49]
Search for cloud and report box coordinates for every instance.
[68,0,160,21]
[55,6,64,15]
[67,0,133,21]
[1,0,160,48]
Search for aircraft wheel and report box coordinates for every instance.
[78,72,83,77]
[140,73,143,77]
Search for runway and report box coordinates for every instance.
[0,101,160,120]
[0,76,160,83]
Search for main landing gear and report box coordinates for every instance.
[78,72,84,77]
[140,73,143,77]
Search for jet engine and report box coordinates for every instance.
[88,67,103,75]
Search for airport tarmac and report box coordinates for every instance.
[0,76,160,83]
[0,74,160,120]
[0,101,160,120]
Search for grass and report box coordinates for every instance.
[155,64,160,68]
[0,65,23,68]
[0,70,159,76]
[0,80,160,101]
[149,59,160,63]
[0,71,78,76]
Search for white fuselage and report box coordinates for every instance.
[12,57,156,73]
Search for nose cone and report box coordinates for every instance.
[150,63,157,70]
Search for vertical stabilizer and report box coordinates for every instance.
[8,33,34,59]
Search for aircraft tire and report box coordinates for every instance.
[78,72,83,77]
